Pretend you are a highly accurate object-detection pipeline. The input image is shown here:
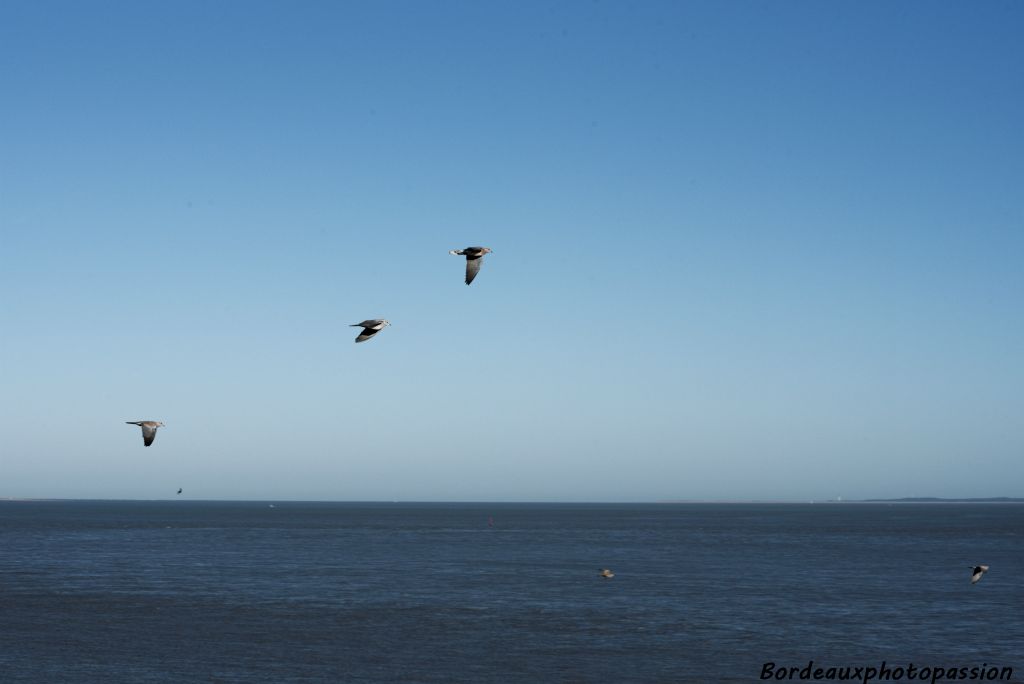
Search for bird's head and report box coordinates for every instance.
[383,320,391,326]
[157,422,165,428]
[483,247,493,254]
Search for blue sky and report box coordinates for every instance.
[1,1,1021,501]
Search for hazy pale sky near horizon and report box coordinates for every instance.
[1,1,1022,501]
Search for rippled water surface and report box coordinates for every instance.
[0,501,1020,682]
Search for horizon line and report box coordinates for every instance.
[3,496,1024,504]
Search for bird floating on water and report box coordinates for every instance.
[449,247,493,285]
[599,569,615,579]
[970,565,989,585]
[351,319,390,343]
[125,421,164,447]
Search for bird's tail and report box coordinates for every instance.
[449,249,464,256]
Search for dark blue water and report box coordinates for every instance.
[1,502,1020,683]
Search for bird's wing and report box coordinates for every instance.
[142,424,158,446]
[465,256,483,285]
[352,320,380,329]
[355,328,380,343]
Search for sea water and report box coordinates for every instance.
[0,501,1020,683]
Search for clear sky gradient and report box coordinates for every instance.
[2,1,1022,501]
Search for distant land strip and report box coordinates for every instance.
[655,497,1024,504]
[860,497,1024,503]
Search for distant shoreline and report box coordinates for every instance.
[858,496,1024,503]
[660,498,1024,504]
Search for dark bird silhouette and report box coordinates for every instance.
[350,319,390,343]
[449,247,493,285]
[970,565,989,585]
[125,421,164,447]
[177,488,182,495]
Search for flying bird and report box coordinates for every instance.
[351,319,390,343]
[599,569,615,579]
[449,247,493,285]
[177,488,182,495]
[970,565,989,585]
[125,421,164,447]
